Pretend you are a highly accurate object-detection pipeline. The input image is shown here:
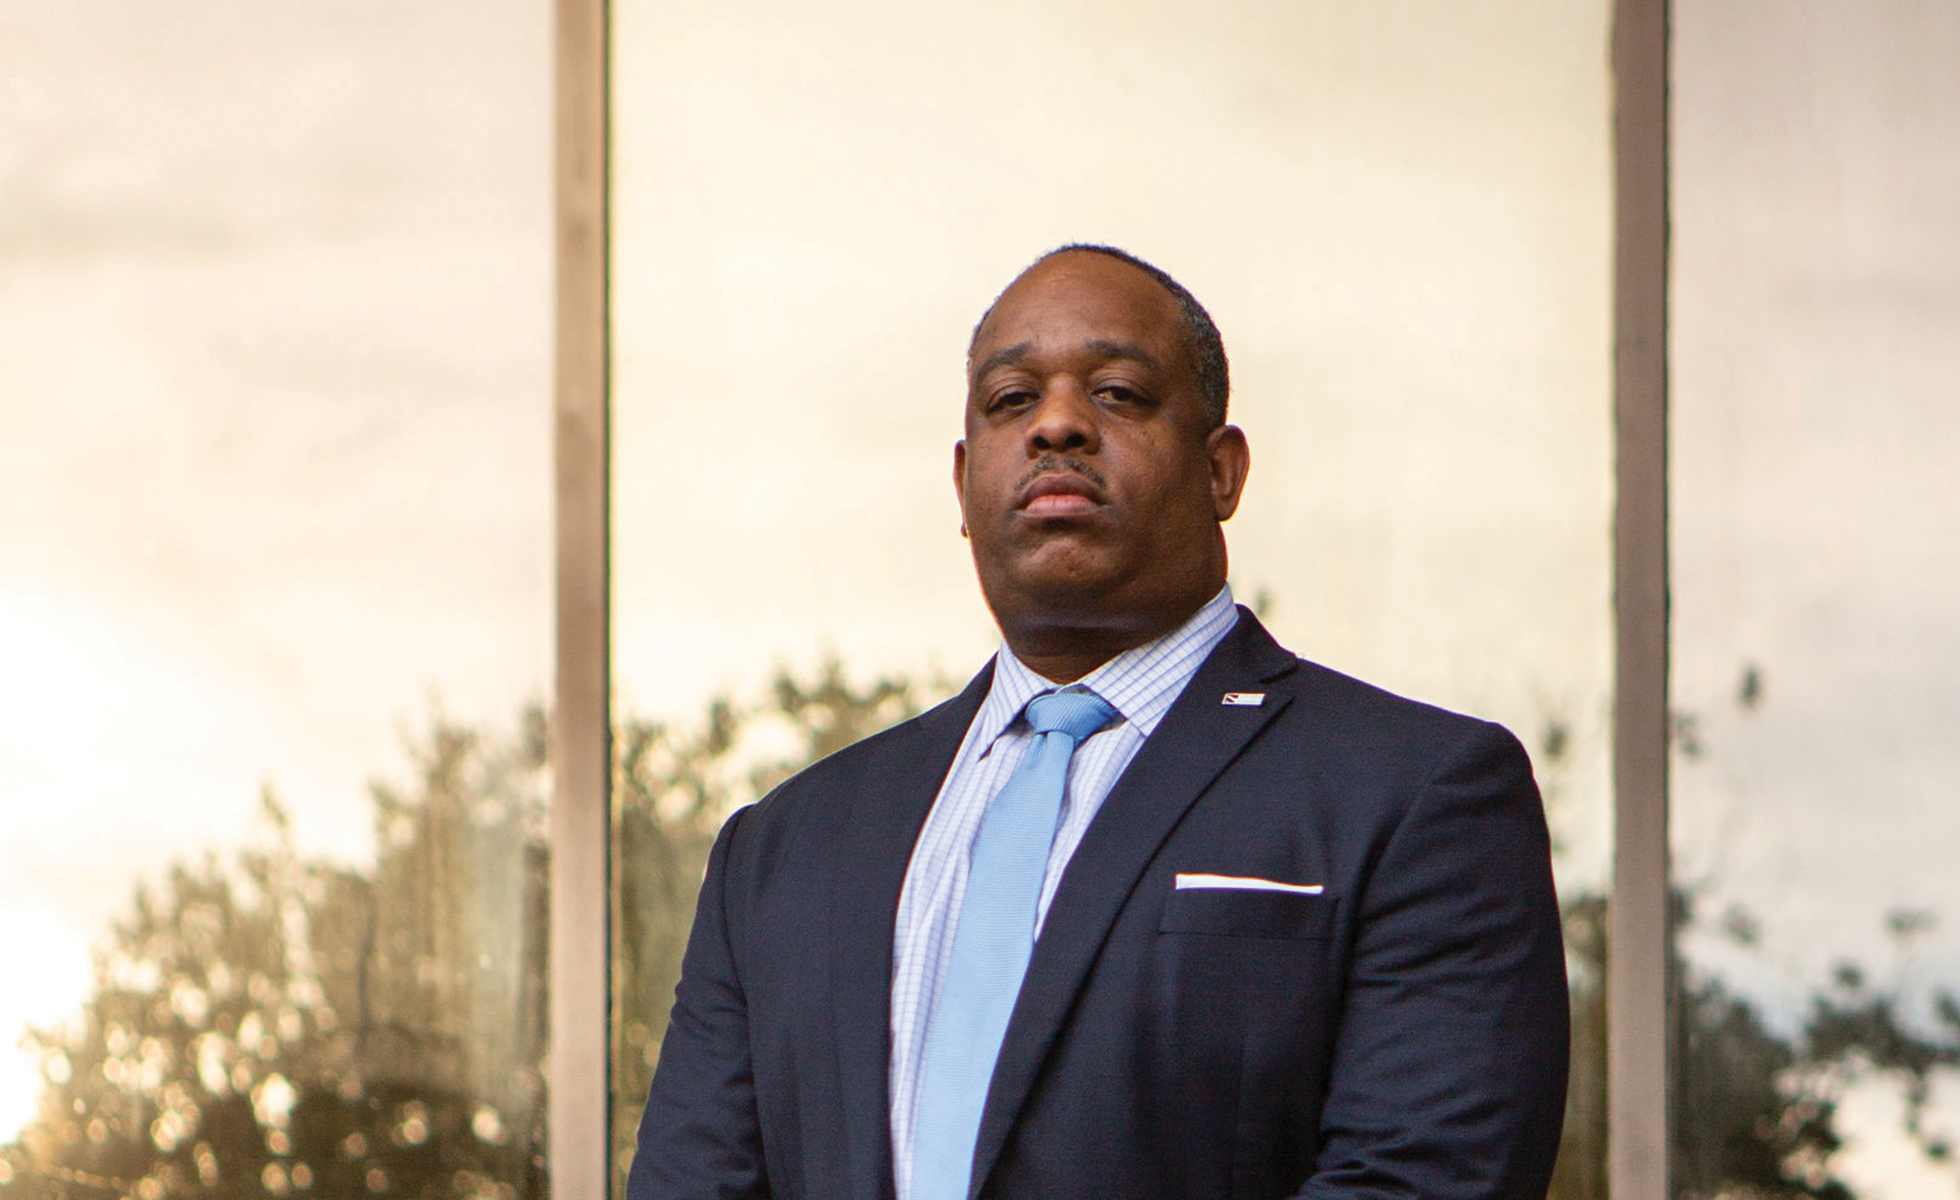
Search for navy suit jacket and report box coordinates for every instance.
[629,610,1569,1199]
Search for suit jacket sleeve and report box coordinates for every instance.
[627,804,770,1200]
[1298,721,1570,1199]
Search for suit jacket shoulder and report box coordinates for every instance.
[1278,653,1533,790]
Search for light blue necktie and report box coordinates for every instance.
[910,688,1117,1200]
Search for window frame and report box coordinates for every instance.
[1608,3,1671,1199]
[550,0,612,1197]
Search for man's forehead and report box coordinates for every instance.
[972,254,1184,358]
[971,337,1163,382]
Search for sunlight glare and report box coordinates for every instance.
[0,902,93,1144]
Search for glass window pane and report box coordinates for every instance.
[611,4,1614,1195]
[1672,5,1960,1197]
[0,5,552,1198]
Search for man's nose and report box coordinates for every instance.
[1025,384,1100,455]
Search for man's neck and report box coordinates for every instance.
[1016,639,1129,685]
[1001,587,1227,684]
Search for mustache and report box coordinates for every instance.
[1014,455,1108,493]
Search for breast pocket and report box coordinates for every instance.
[1158,888,1338,940]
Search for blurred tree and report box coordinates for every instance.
[6,658,1956,1200]
[0,710,550,1200]
[1551,890,1610,1200]
[1542,664,1960,1200]
[0,661,922,1199]
[1668,895,1960,1200]
[609,660,926,1193]
[1671,895,1856,1200]
[1662,664,1960,1200]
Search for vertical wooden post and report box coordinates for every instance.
[1610,1,1670,1197]
[551,0,610,1195]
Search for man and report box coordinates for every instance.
[629,246,1569,1199]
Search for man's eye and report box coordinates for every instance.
[992,389,1037,411]
[1096,384,1143,404]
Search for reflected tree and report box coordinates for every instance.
[13,655,1953,1200]
[0,662,926,1199]
[1665,665,1960,1200]
[1670,893,1960,1200]
[1543,661,1960,1200]
[1552,887,1610,1200]
[610,661,926,1193]
[0,712,550,1200]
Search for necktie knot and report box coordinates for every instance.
[1025,689,1116,743]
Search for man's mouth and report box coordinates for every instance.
[1018,471,1106,518]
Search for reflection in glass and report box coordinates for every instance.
[611,3,1614,1195]
[1671,5,1960,1197]
[0,3,551,1197]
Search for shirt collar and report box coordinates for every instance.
[973,585,1240,752]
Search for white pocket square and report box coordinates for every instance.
[1174,873,1324,895]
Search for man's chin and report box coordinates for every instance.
[984,564,1138,624]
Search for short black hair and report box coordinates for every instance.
[968,243,1231,428]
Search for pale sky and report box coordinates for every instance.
[1,0,552,901]
[1670,0,1960,1028]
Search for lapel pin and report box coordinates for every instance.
[1221,692,1266,707]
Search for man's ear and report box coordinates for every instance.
[952,440,969,537]
[1206,424,1251,522]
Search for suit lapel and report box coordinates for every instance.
[830,661,993,1200]
[967,613,1299,1197]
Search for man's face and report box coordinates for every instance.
[954,251,1249,644]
